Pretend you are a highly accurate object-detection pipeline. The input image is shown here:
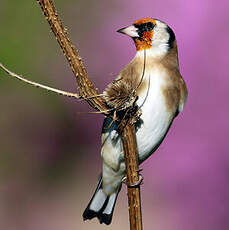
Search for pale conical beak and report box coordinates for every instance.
[117,25,139,38]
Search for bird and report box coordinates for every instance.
[83,17,188,225]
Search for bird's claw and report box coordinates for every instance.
[122,173,144,188]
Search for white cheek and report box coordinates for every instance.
[153,27,169,43]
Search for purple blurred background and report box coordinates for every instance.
[0,0,229,229]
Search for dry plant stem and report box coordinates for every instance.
[122,122,143,230]
[36,1,143,229]
[0,63,79,98]
[37,0,107,112]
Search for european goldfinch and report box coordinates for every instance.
[83,17,188,225]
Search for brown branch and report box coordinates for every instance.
[37,1,143,229]
[1,0,143,229]
[37,0,107,112]
[122,121,143,230]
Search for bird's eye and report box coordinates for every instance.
[146,22,154,30]
[134,22,155,32]
[134,21,155,39]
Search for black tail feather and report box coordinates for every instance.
[98,213,113,225]
[83,175,121,225]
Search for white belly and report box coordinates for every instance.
[101,69,173,177]
[136,71,172,162]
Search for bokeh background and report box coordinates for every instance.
[0,0,228,230]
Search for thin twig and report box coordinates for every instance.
[0,63,79,98]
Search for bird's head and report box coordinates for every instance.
[117,18,176,55]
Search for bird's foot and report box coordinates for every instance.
[122,173,144,188]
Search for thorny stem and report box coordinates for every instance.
[121,122,143,230]
[0,1,144,229]
[37,0,107,112]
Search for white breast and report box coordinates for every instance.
[136,68,172,162]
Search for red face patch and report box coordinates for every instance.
[135,31,154,51]
[133,18,156,51]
